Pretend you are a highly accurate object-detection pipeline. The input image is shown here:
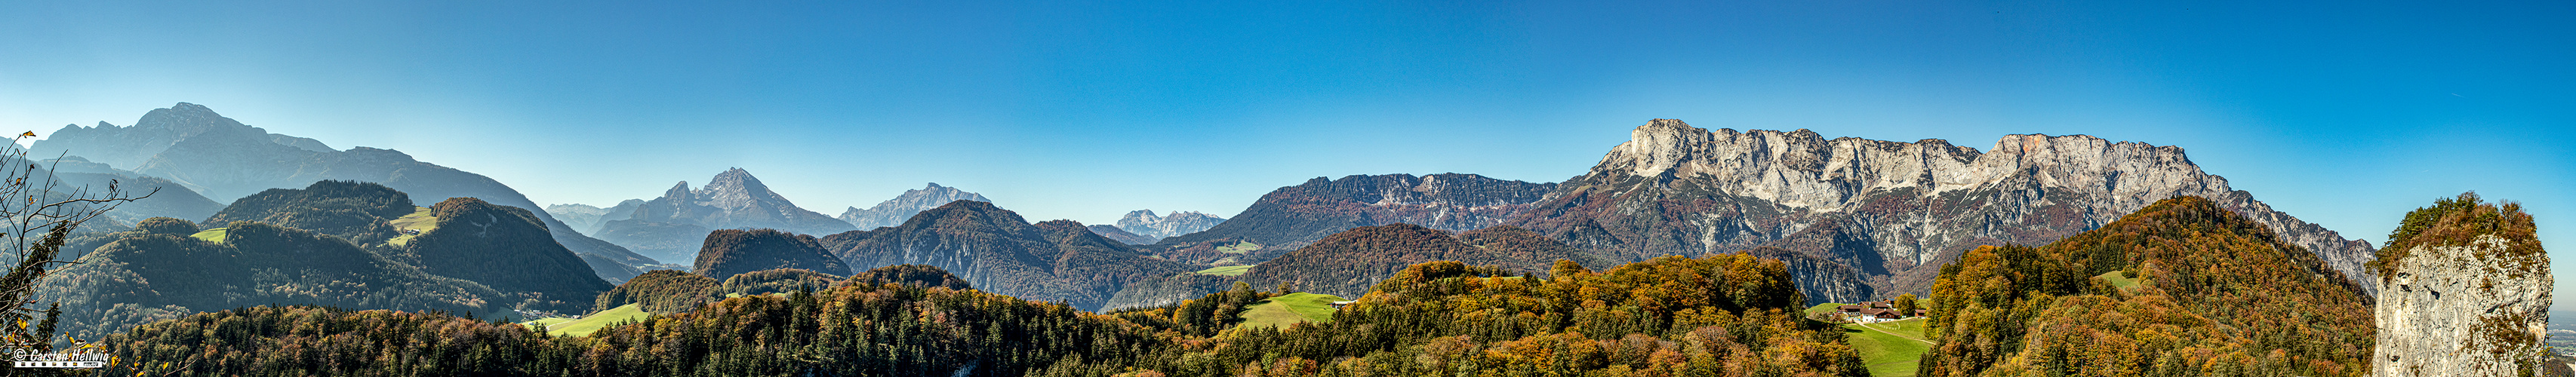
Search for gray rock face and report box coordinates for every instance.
[1114,210,1225,241]
[2374,234,2553,376]
[597,168,855,263]
[838,183,989,229]
[1509,118,2377,303]
[30,103,663,280]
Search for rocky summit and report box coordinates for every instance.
[597,168,854,262]
[2373,193,2552,376]
[839,182,990,229]
[1114,210,1225,242]
[1508,118,2377,303]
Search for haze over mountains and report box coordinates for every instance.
[31,103,666,280]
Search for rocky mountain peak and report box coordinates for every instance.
[1115,209,1226,241]
[695,167,790,210]
[839,182,992,229]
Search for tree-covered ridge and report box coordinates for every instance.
[592,269,721,314]
[399,197,612,313]
[1236,223,1597,299]
[1921,196,2373,377]
[202,180,414,245]
[721,268,844,296]
[2372,192,2545,281]
[693,228,851,280]
[823,200,1190,311]
[100,278,1169,376]
[35,219,508,342]
[94,251,1857,375]
[839,264,972,290]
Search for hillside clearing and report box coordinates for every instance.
[1234,293,1343,330]
[1215,241,1260,254]
[1193,265,1252,276]
[523,303,650,337]
[190,228,228,243]
[2097,270,2144,290]
[386,207,438,247]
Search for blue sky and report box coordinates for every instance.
[3,1,2569,302]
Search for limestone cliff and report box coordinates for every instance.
[2374,193,2551,376]
[1510,118,2378,303]
[597,168,854,262]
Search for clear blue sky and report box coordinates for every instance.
[3,1,2569,302]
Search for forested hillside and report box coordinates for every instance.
[35,218,509,342]
[94,252,1863,376]
[1919,196,2374,377]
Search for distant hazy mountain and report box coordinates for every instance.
[595,168,854,262]
[20,155,223,226]
[30,103,666,272]
[546,204,609,233]
[692,228,851,281]
[1086,225,1157,245]
[1503,118,2379,303]
[820,201,1190,311]
[1114,210,1224,241]
[1152,173,1557,259]
[839,183,989,229]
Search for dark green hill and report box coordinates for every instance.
[204,180,414,244]
[693,228,851,280]
[838,264,973,290]
[719,268,845,296]
[593,269,721,314]
[1921,196,2373,376]
[34,219,507,342]
[821,201,1190,311]
[399,198,612,313]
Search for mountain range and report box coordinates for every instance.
[820,200,1191,311]
[1149,173,1558,260]
[836,182,989,229]
[1113,210,1226,242]
[593,168,854,262]
[1501,118,2377,302]
[30,103,667,281]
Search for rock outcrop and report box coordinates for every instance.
[2373,193,2552,377]
[596,168,854,262]
[1509,118,2379,303]
[1115,210,1226,241]
[839,183,990,229]
[1154,173,1557,259]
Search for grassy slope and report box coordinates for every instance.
[1216,241,1261,254]
[1804,302,1848,316]
[1193,265,1253,276]
[1235,293,1343,329]
[1842,318,1932,377]
[523,303,651,337]
[385,207,438,247]
[190,228,228,243]
[2097,270,2144,290]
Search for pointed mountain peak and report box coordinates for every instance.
[700,167,773,196]
[924,182,946,189]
